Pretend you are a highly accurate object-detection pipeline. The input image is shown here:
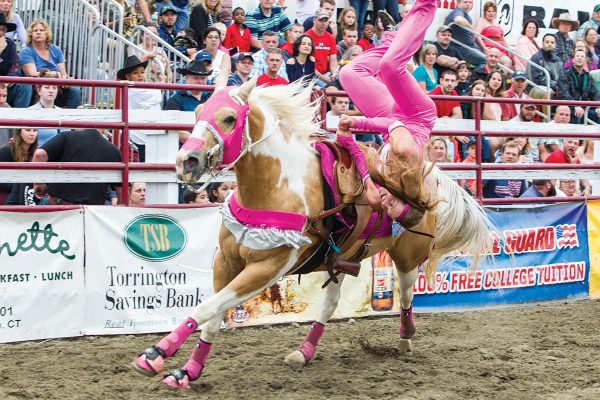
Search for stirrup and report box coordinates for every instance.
[378,10,397,32]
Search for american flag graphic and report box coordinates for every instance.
[556,224,579,249]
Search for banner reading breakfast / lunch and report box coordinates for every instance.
[0,210,85,343]
[83,206,221,335]
[585,200,600,298]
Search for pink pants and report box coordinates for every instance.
[339,0,437,151]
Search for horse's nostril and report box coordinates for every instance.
[184,157,199,173]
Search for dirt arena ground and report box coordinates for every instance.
[1,299,599,400]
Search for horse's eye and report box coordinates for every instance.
[224,116,236,124]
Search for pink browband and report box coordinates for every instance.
[395,203,411,224]
[229,191,307,232]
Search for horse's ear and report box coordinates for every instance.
[194,103,205,120]
[213,72,228,93]
[238,78,257,102]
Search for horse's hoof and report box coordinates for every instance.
[161,369,191,389]
[284,350,307,369]
[131,347,165,377]
[398,338,413,354]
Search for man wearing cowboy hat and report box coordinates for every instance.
[552,12,579,63]
[576,5,600,40]
[117,55,163,162]
[0,13,32,109]
[165,60,212,145]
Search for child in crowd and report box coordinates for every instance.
[183,188,210,204]
[223,7,250,53]
[357,23,376,51]
[280,23,304,60]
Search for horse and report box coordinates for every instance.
[131,78,497,388]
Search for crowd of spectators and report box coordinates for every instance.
[1,0,600,205]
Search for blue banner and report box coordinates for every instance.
[414,202,589,309]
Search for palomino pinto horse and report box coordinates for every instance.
[132,79,496,388]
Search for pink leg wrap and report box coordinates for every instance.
[399,306,415,339]
[298,322,325,362]
[157,317,198,357]
[336,135,370,183]
[182,339,212,380]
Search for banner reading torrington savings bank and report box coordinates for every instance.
[0,210,85,343]
[84,206,220,335]
[223,203,590,327]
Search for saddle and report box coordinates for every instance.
[303,141,383,283]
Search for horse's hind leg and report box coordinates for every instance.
[284,273,346,368]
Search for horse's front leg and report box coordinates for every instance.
[133,248,299,388]
[284,272,346,368]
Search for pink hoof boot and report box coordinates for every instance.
[400,306,415,339]
[162,369,192,389]
[132,347,165,377]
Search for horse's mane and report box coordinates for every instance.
[250,80,324,145]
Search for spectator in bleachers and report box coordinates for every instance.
[519,179,557,198]
[563,39,598,71]
[117,55,163,162]
[0,84,9,145]
[576,5,600,40]
[582,28,600,67]
[336,28,358,61]
[552,12,578,63]
[444,0,486,67]
[245,0,292,50]
[249,30,288,80]
[227,52,253,86]
[20,20,81,109]
[0,127,37,204]
[139,23,171,82]
[348,1,368,38]
[0,14,29,109]
[576,139,594,164]
[494,137,532,163]
[471,47,502,82]
[336,7,357,42]
[306,8,338,85]
[201,26,231,81]
[183,187,210,204]
[333,45,362,82]
[32,128,122,205]
[28,71,70,146]
[224,7,251,53]
[501,70,530,121]
[112,0,143,38]
[430,70,462,119]
[372,0,400,26]
[483,140,527,198]
[413,44,438,93]
[544,105,570,155]
[165,60,211,144]
[397,2,412,27]
[285,34,315,83]
[528,33,562,100]
[295,0,321,25]
[482,69,505,156]
[211,22,229,51]
[190,0,222,44]
[426,136,451,163]
[325,95,349,131]
[219,0,233,25]
[207,181,234,203]
[461,78,485,119]
[513,19,540,72]
[459,139,477,195]
[555,179,581,197]
[432,25,464,78]
[303,0,336,36]
[372,14,387,47]
[556,48,600,124]
[509,104,544,163]
[544,138,580,164]
[357,23,376,52]
[130,0,152,25]
[0,0,26,45]
[455,61,471,95]
[279,23,304,59]
[129,182,146,205]
[173,28,200,58]
[257,48,288,86]
[474,1,512,69]
[157,6,179,47]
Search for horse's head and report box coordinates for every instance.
[176,79,257,183]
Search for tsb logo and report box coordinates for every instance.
[123,215,187,261]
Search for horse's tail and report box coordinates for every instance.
[424,165,498,278]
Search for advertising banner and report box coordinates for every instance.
[0,210,85,343]
[225,203,590,327]
[586,200,600,298]
[84,206,221,335]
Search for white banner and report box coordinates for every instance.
[0,210,85,343]
[83,206,221,335]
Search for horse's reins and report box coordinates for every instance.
[180,93,281,194]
